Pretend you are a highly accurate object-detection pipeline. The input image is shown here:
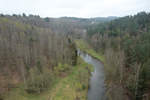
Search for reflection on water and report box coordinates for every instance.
[78,49,105,100]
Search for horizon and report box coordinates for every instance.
[0,0,150,18]
[0,11,149,19]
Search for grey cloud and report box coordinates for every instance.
[0,0,149,17]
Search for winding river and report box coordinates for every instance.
[78,50,105,100]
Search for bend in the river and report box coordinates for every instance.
[78,49,105,100]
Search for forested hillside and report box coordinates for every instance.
[0,15,79,99]
[0,14,114,100]
[86,12,150,100]
[0,12,150,100]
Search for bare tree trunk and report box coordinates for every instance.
[134,63,141,97]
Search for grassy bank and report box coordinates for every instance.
[3,57,93,100]
[75,39,105,62]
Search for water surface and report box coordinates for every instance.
[78,50,105,100]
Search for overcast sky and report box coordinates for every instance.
[0,0,150,18]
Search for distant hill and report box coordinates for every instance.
[0,13,118,35]
[89,16,118,23]
[58,16,118,23]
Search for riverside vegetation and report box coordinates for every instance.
[85,12,150,100]
[3,57,93,100]
[0,12,150,100]
[0,14,92,100]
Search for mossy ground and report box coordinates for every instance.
[4,57,93,100]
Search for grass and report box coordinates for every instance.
[3,78,60,100]
[49,58,93,100]
[3,57,93,100]
[75,39,105,62]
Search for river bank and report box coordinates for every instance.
[78,50,105,100]
[75,39,105,62]
[3,57,93,100]
[76,39,131,100]
[76,39,106,100]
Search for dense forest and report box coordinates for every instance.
[0,13,116,100]
[86,12,150,100]
[0,12,150,100]
[0,14,79,99]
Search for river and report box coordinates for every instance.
[78,50,105,100]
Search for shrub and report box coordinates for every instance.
[54,63,70,75]
[25,66,52,93]
[81,84,86,90]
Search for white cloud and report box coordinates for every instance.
[0,0,149,17]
